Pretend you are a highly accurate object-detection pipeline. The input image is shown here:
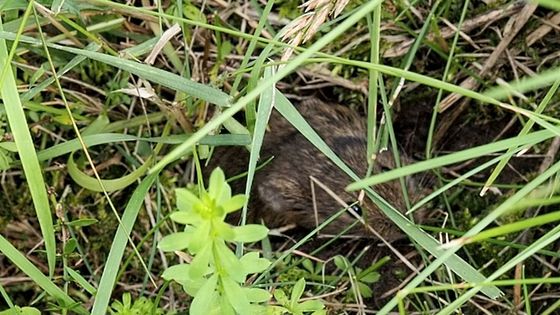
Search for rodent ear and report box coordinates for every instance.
[256,175,305,214]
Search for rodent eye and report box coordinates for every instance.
[348,202,363,216]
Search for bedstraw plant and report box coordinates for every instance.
[159,167,323,314]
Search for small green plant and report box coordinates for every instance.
[282,256,383,302]
[159,167,271,314]
[270,278,326,315]
[109,293,167,315]
[333,255,382,301]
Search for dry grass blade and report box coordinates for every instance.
[280,0,352,61]
[438,2,538,112]
[383,1,524,58]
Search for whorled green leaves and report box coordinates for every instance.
[159,168,270,315]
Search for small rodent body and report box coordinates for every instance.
[208,99,419,241]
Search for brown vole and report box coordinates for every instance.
[206,99,423,241]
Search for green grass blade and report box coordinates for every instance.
[484,65,560,100]
[91,172,159,315]
[536,0,560,10]
[407,151,519,214]
[0,10,56,277]
[463,210,560,244]
[0,31,230,107]
[65,266,97,295]
[29,133,250,163]
[20,42,101,102]
[0,235,86,314]
[481,80,560,194]
[347,129,555,190]
[366,5,380,160]
[426,0,471,158]
[54,44,231,107]
[238,66,275,231]
[67,153,152,192]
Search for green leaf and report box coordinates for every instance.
[158,232,190,252]
[0,149,13,170]
[213,219,236,241]
[0,142,16,152]
[217,295,236,315]
[346,128,554,190]
[63,238,77,255]
[297,300,324,312]
[223,195,247,213]
[82,115,110,136]
[291,278,306,306]
[233,224,269,243]
[0,235,85,314]
[357,282,373,298]
[27,133,248,166]
[240,252,270,274]
[162,264,204,296]
[333,255,349,271]
[244,288,271,303]
[21,42,101,102]
[176,188,201,212]
[359,271,380,284]
[209,168,232,206]
[222,276,251,314]
[0,307,41,315]
[183,3,207,23]
[162,264,191,283]
[208,167,226,200]
[189,243,212,279]
[0,0,28,10]
[1,33,231,107]
[273,289,288,305]
[190,274,219,315]
[269,305,289,315]
[302,259,314,274]
[236,66,276,236]
[481,80,560,194]
[465,210,560,244]
[219,41,233,61]
[215,241,244,282]
[189,222,211,253]
[52,113,73,126]
[484,65,560,100]
[170,211,201,226]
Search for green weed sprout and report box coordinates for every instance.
[271,278,325,315]
[159,167,271,314]
[109,293,166,315]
